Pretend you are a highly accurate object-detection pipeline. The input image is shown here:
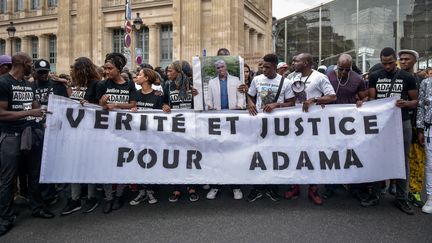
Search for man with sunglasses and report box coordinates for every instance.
[323,54,368,199]
[365,47,418,215]
[0,55,12,76]
[284,53,336,206]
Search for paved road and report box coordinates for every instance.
[2,185,432,243]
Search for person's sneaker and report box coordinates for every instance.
[82,198,99,213]
[147,190,158,204]
[247,189,263,202]
[389,183,396,195]
[103,199,113,214]
[206,188,219,200]
[129,190,147,206]
[233,189,243,200]
[360,193,379,207]
[408,192,424,208]
[112,196,123,211]
[45,195,60,206]
[61,199,82,215]
[394,199,414,215]
[422,196,432,214]
[189,192,199,202]
[284,185,300,200]
[322,189,335,199]
[202,184,210,190]
[265,189,280,201]
[169,191,181,203]
[188,189,199,202]
[308,186,323,205]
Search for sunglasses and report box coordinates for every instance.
[337,66,351,72]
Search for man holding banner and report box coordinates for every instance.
[366,47,418,215]
[246,53,295,202]
[285,53,336,205]
[0,53,54,236]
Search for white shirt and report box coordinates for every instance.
[288,70,335,102]
[248,74,294,110]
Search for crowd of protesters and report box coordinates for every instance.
[0,46,432,237]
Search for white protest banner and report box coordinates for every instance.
[40,95,405,184]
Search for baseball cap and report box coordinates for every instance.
[277,62,288,69]
[0,55,12,66]
[34,59,51,72]
[398,49,419,60]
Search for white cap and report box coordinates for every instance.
[398,49,419,60]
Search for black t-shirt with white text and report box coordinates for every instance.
[34,79,69,106]
[70,80,98,104]
[0,74,37,132]
[96,79,137,104]
[133,89,163,110]
[163,81,193,109]
[369,69,417,120]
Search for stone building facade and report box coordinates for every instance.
[0,0,272,74]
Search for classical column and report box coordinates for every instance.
[244,24,250,56]
[56,0,72,74]
[211,0,230,54]
[21,36,31,54]
[23,0,29,11]
[148,24,160,66]
[257,33,264,56]
[180,0,201,59]
[37,34,49,59]
[250,29,258,56]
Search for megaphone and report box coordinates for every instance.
[292,80,305,93]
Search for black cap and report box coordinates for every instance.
[34,59,51,72]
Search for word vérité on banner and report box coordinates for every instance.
[40,95,405,184]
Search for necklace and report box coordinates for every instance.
[335,71,351,94]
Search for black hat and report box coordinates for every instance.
[34,59,51,72]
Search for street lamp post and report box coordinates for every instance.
[133,13,143,31]
[6,22,16,55]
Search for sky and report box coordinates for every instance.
[272,0,333,19]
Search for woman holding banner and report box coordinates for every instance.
[127,68,163,206]
[96,52,137,214]
[163,60,200,202]
[61,57,101,215]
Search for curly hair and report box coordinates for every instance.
[72,57,100,88]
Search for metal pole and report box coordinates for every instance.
[356,0,359,69]
[396,0,400,52]
[10,38,12,55]
[318,6,322,65]
[284,19,287,62]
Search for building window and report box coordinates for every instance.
[0,39,5,55]
[160,24,173,67]
[31,37,38,60]
[0,0,7,14]
[113,29,125,53]
[15,0,23,12]
[31,0,39,9]
[48,35,57,72]
[15,38,21,53]
[47,0,57,7]
[136,27,149,64]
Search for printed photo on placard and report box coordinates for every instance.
[192,56,245,111]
